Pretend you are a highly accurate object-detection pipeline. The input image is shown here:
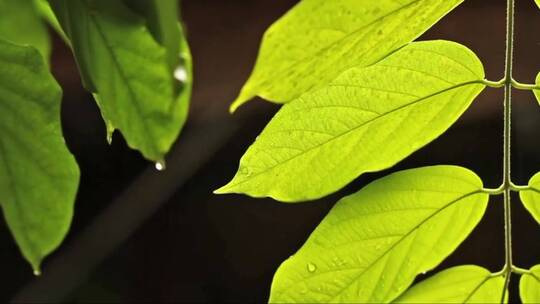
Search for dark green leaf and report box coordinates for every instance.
[0,0,51,59]
[0,39,79,272]
[48,0,192,161]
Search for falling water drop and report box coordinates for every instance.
[155,160,166,171]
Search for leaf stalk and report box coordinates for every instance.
[501,0,514,301]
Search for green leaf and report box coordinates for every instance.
[520,265,540,303]
[535,0,540,9]
[519,172,540,224]
[125,0,182,71]
[230,0,464,112]
[217,40,486,202]
[535,73,540,106]
[0,39,80,272]
[269,166,489,303]
[123,0,193,137]
[48,0,192,161]
[395,265,506,303]
[0,0,51,59]
[33,0,69,44]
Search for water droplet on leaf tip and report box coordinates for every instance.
[155,161,166,171]
[33,269,41,276]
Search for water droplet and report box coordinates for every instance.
[421,271,427,275]
[155,161,166,171]
[307,263,317,273]
[174,66,188,82]
[240,166,252,177]
[33,269,41,276]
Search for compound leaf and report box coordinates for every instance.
[48,0,191,161]
[231,0,464,111]
[395,265,506,303]
[217,40,486,202]
[0,39,80,272]
[519,172,540,224]
[0,0,51,59]
[520,265,540,303]
[269,166,489,303]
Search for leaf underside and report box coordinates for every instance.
[269,166,489,303]
[520,265,540,303]
[231,0,464,111]
[519,172,540,224]
[0,0,50,59]
[395,265,506,303]
[49,0,192,161]
[0,39,80,272]
[217,40,486,202]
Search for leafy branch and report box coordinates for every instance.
[218,0,540,302]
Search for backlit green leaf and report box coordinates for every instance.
[0,0,51,59]
[124,0,193,138]
[48,0,191,161]
[217,40,485,202]
[520,265,540,303]
[535,0,540,9]
[519,172,540,224]
[230,0,464,111]
[269,166,489,303]
[395,265,506,303]
[535,73,540,106]
[0,39,80,272]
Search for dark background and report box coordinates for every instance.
[2,0,540,302]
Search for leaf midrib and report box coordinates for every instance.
[83,0,160,158]
[326,191,485,302]
[227,80,484,190]
[263,0,424,83]
[273,190,484,300]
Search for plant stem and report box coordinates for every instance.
[501,0,515,302]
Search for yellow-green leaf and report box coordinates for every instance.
[519,172,540,224]
[396,265,507,303]
[269,166,489,303]
[231,0,464,111]
[534,73,540,106]
[217,40,486,202]
[0,39,80,272]
[520,265,540,303]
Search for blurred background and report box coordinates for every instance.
[1,0,540,302]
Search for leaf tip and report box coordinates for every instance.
[214,180,238,195]
[229,89,254,113]
[29,258,43,277]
